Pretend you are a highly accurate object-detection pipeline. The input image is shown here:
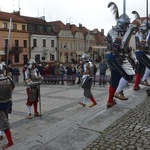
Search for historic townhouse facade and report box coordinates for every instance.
[0,10,108,65]
[20,15,57,63]
[49,21,74,63]
[0,11,29,65]
[0,10,149,65]
[68,24,85,63]
[50,21,107,63]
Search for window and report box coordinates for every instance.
[14,53,19,63]
[70,43,72,49]
[43,39,46,47]
[33,39,37,47]
[15,40,19,47]
[23,40,27,48]
[44,26,51,32]
[51,40,54,47]
[35,25,40,31]
[65,43,68,49]
[22,25,26,31]
[4,39,8,53]
[5,39,8,45]
[27,24,30,31]
[13,24,17,30]
[2,22,7,29]
[60,43,63,49]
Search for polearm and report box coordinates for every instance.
[6,18,12,67]
[123,0,126,33]
[146,0,148,32]
[38,84,42,117]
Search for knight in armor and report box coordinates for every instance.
[106,2,138,108]
[0,61,14,149]
[132,11,150,90]
[79,52,97,107]
[24,59,43,119]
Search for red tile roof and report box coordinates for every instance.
[0,11,27,23]
[68,24,80,35]
[48,20,70,33]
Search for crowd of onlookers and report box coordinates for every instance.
[8,58,108,85]
[21,60,101,85]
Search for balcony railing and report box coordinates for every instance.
[10,47,23,53]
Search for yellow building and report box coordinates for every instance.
[0,11,29,65]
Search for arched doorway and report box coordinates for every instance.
[35,54,40,63]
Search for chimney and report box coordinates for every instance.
[79,23,82,28]
[38,16,45,20]
[101,29,104,35]
[13,11,20,16]
[93,29,98,34]
[66,23,70,26]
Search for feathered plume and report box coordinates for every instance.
[108,2,119,20]
[132,11,141,24]
[132,11,140,20]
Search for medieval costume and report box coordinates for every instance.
[24,59,42,119]
[132,12,150,90]
[79,52,97,107]
[0,62,14,149]
[106,2,137,108]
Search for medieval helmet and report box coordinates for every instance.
[139,19,150,32]
[108,2,130,31]
[82,52,89,62]
[0,61,6,75]
[117,14,130,30]
[28,59,36,69]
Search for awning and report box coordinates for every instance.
[0,51,5,55]
[76,51,84,55]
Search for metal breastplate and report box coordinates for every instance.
[135,32,147,50]
[30,69,39,82]
[0,79,12,102]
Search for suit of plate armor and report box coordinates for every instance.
[0,61,14,147]
[24,59,42,118]
[133,19,150,90]
[79,52,97,107]
[106,13,137,107]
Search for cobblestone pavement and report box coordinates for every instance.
[84,96,150,150]
[0,70,150,150]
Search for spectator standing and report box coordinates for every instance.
[50,62,55,84]
[76,61,84,84]
[37,63,45,76]
[99,59,108,85]
[76,65,83,84]
[13,66,20,82]
[71,63,76,84]
[59,64,65,85]
[66,64,72,84]
[54,61,59,84]
[22,65,28,81]
[44,64,50,76]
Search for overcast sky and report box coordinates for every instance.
[0,0,149,35]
